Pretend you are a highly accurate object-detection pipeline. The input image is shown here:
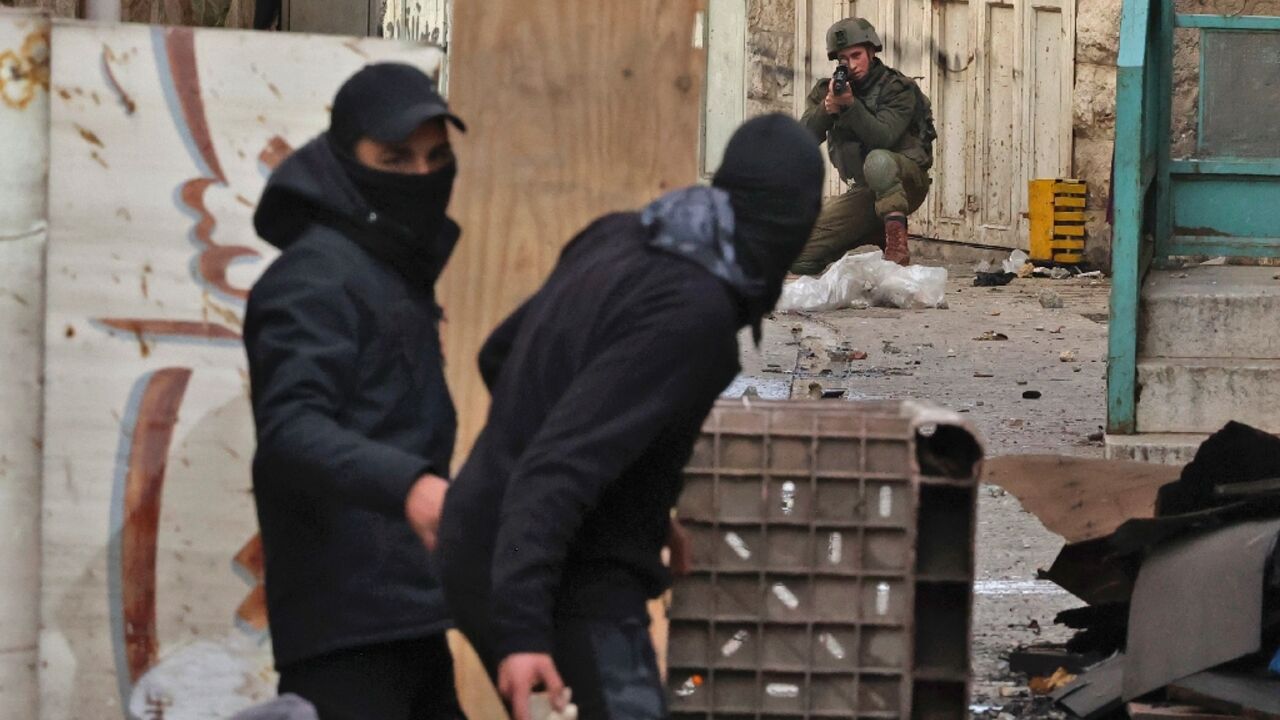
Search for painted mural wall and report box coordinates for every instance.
[16,14,444,718]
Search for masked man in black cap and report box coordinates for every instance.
[430,114,825,720]
[244,63,466,719]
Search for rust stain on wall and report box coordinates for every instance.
[0,27,50,109]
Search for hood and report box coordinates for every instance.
[253,134,384,252]
[252,134,460,291]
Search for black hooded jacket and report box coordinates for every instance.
[436,114,823,667]
[244,136,458,667]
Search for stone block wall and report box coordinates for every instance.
[746,0,799,117]
[1074,0,1121,267]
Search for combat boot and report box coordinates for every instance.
[883,213,910,266]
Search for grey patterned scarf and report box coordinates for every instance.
[641,185,766,307]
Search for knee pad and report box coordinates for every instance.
[863,150,901,194]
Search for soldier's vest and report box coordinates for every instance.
[825,66,937,180]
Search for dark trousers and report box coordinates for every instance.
[277,635,465,720]
[553,617,667,720]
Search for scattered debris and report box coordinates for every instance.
[881,341,902,354]
[1022,390,1042,399]
[1040,290,1065,309]
[1030,668,1078,695]
[1004,249,1031,275]
[991,310,1003,316]
[1077,271,1104,279]
[1001,686,1030,698]
[1051,655,1125,720]
[1060,350,1078,363]
[1126,701,1239,720]
[1010,646,1106,678]
[1033,266,1074,280]
[1050,326,1066,334]
[1168,671,1280,718]
[975,371,995,378]
[990,426,1280,720]
[976,331,1010,341]
[976,271,1017,287]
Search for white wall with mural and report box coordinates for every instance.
[0,10,445,718]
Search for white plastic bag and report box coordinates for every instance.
[1002,249,1030,274]
[777,250,947,311]
[871,264,948,309]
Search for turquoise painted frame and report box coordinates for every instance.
[1107,0,1168,434]
[1108,2,1280,434]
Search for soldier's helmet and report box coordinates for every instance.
[826,17,883,59]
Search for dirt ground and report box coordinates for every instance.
[740,260,1112,713]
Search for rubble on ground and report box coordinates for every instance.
[984,426,1280,720]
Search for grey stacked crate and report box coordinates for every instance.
[667,400,982,720]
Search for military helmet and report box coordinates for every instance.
[826,17,883,58]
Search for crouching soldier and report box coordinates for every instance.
[792,17,937,272]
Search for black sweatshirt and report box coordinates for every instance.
[245,137,457,667]
[436,212,743,664]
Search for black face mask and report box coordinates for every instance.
[337,152,457,244]
[329,146,459,289]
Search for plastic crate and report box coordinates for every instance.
[668,400,984,720]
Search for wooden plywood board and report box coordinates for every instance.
[440,3,704,714]
[441,0,706,460]
[41,20,444,719]
[983,454,1177,543]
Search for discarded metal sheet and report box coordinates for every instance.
[39,18,443,720]
[1041,538,1137,606]
[983,455,1175,544]
[1126,702,1239,720]
[1008,646,1106,678]
[1122,518,1280,700]
[1051,654,1125,720]
[1167,671,1280,720]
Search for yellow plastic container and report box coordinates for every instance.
[1028,179,1087,264]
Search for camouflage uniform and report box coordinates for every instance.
[793,59,936,274]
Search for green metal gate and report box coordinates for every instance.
[1107,0,1280,434]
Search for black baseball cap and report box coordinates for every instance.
[329,63,465,152]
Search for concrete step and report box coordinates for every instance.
[1136,357,1280,434]
[1105,432,1208,465]
[1141,265,1280,359]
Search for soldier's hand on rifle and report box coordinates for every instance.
[824,79,854,115]
[405,473,449,551]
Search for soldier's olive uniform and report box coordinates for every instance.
[793,58,936,275]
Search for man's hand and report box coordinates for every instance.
[498,653,566,720]
[405,474,448,551]
[824,78,854,115]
